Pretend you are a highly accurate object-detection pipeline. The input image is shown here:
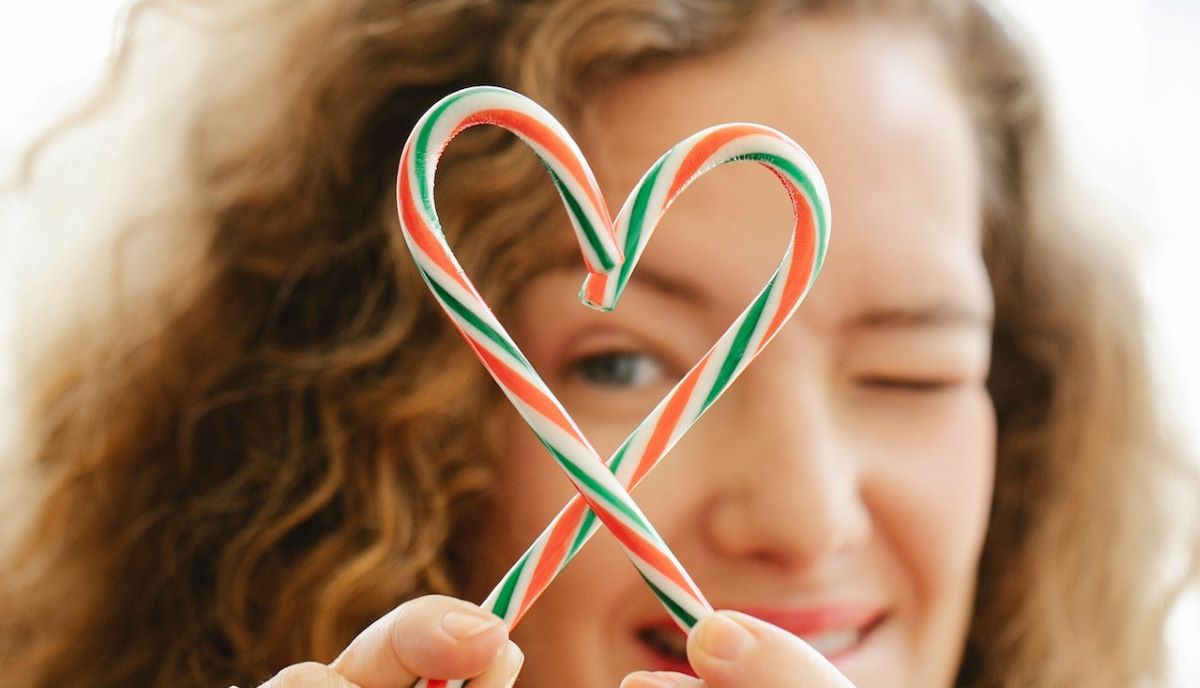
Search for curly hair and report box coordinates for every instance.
[1,0,1195,686]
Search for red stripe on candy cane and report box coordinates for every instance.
[525,499,590,617]
[397,147,472,292]
[462,109,611,230]
[598,507,705,601]
[631,350,714,486]
[759,177,818,349]
[471,342,579,440]
[665,123,766,201]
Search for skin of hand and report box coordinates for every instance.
[241,596,853,688]
[247,595,523,688]
[621,611,857,688]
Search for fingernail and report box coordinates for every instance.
[694,611,755,661]
[501,640,524,687]
[620,673,677,688]
[441,609,501,640]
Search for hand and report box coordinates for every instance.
[246,595,523,688]
[621,611,856,688]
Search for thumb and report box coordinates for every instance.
[685,611,856,688]
[329,595,512,688]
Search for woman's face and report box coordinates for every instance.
[480,17,995,688]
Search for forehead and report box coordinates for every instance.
[578,15,989,325]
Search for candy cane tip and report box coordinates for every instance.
[579,275,617,312]
[579,292,614,313]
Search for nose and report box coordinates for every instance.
[699,365,871,570]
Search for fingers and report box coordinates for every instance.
[621,671,704,687]
[256,661,358,687]
[459,639,524,688]
[329,595,511,688]
[684,611,856,688]
[620,610,855,688]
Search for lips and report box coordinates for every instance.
[634,605,885,674]
[635,624,695,676]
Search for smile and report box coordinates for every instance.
[635,606,886,674]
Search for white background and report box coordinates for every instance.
[1,0,1197,682]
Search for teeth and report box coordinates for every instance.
[800,629,860,657]
[638,627,688,660]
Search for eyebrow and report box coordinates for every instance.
[544,254,710,305]
[549,255,990,331]
[630,264,710,305]
[850,302,993,331]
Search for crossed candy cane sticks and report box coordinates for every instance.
[396,86,830,687]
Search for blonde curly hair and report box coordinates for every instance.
[1,0,1195,686]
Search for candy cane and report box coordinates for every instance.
[397,86,709,679]
[395,87,830,687]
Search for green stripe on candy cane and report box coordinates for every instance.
[489,549,531,621]
[542,440,646,526]
[736,151,830,272]
[608,155,666,304]
[547,166,617,273]
[425,272,531,369]
[701,275,775,413]
[413,86,620,275]
[541,440,710,609]
[643,571,701,630]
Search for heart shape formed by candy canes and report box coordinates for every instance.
[396,86,829,687]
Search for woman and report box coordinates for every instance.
[1,0,1195,686]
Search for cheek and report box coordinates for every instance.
[864,390,996,611]
[486,424,578,567]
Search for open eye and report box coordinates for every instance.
[569,350,666,389]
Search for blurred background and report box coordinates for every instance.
[1,0,1197,682]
